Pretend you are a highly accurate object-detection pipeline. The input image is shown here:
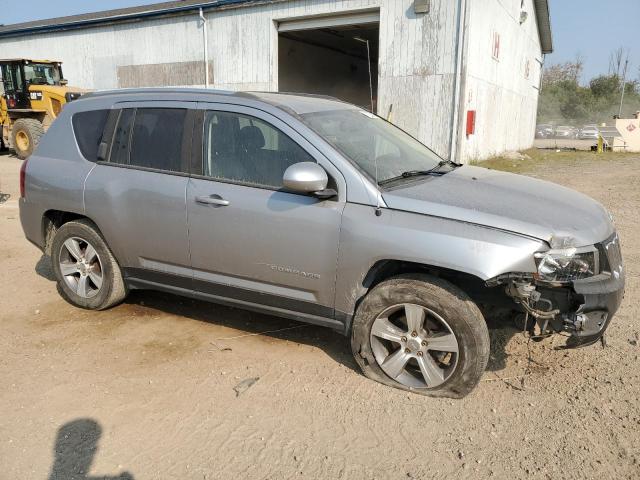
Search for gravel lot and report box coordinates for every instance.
[1,150,638,479]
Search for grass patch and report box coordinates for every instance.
[476,148,637,174]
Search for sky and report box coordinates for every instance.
[544,0,640,83]
[1,0,639,84]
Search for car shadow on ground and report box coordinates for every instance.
[125,288,361,374]
[36,254,519,375]
[48,418,134,480]
[36,254,56,281]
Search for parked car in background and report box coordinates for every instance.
[578,125,599,140]
[19,89,625,398]
[535,124,554,138]
[554,125,578,139]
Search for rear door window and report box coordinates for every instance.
[72,109,109,162]
[130,108,186,172]
[108,107,187,173]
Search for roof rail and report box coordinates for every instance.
[80,87,235,99]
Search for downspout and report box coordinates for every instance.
[199,8,209,88]
[449,0,468,162]
[535,54,545,91]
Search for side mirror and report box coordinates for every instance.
[60,79,69,86]
[283,162,332,196]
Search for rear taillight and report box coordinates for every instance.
[19,159,28,198]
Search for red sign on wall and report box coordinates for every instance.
[466,110,476,136]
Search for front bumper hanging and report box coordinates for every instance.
[499,232,625,348]
[565,268,625,346]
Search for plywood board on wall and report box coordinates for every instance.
[117,60,214,87]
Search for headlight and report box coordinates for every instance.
[534,246,599,284]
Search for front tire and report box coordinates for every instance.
[51,219,127,310]
[351,274,490,398]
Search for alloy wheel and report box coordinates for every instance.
[58,237,103,298]
[370,303,459,389]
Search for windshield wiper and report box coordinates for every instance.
[378,160,461,186]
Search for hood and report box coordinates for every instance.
[382,166,613,246]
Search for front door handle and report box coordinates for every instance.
[195,194,230,207]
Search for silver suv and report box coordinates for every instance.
[19,89,625,398]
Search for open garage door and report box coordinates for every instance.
[278,11,379,112]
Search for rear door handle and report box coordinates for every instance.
[195,194,230,207]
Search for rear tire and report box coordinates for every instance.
[351,274,490,398]
[10,118,45,159]
[51,219,127,310]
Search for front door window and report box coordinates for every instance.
[203,110,315,189]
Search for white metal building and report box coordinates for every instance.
[0,0,552,161]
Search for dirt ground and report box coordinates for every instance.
[1,150,639,480]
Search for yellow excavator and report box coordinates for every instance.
[0,59,87,159]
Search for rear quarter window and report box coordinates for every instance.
[72,109,109,162]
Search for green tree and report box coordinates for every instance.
[538,61,640,125]
[590,75,620,97]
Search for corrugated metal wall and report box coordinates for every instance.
[203,0,460,157]
[0,0,460,158]
[460,0,542,160]
[0,15,203,90]
[0,0,542,160]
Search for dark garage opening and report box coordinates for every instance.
[278,23,379,112]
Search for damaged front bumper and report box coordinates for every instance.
[562,231,625,346]
[564,268,625,346]
[494,232,625,348]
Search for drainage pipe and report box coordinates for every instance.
[199,8,209,88]
[449,0,468,162]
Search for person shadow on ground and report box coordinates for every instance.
[48,419,134,480]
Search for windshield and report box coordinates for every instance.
[24,63,62,86]
[300,109,442,184]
